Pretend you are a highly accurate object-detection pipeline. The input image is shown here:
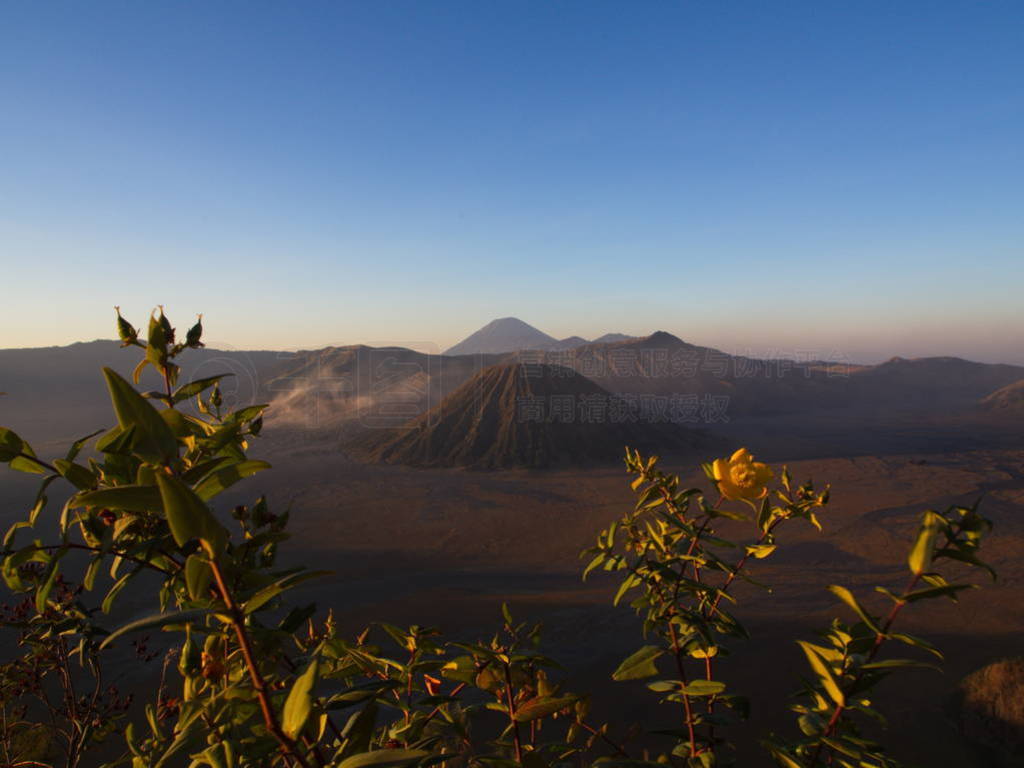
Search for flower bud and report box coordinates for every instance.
[186,314,204,348]
[115,307,138,346]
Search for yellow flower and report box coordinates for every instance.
[713,448,773,502]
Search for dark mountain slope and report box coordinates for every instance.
[350,363,702,469]
[981,379,1024,414]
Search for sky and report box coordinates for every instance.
[1,1,1022,364]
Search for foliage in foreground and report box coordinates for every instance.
[0,309,997,768]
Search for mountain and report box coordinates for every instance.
[0,340,287,446]
[444,318,558,356]
[850,357,1024,408]
[444,319,628,355]
[349,363,701,469]
[980,379,1024,414]
[528,332,1024,418]
[556,336,589,349]
[6,333,1022,461]
[592,333,635,344]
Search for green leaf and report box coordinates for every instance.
[172,374,233,404]
[797,640,845,706]
[756,496,772,533]
[53,459,96,491]
[582,553,605,580]
[103,569,139,614]
[710,505,748,521]
[908,510,943,576]
[899,584,976,603]
[613,574,639,606]
[326,680,401,709]
[83,557,102,591]
[767,749,805,768]
[194,460,271,502]
[95,425,137,454]
[514,695,578,722]
[861,658,940,672]
[36,548,67,613]
[935,547,997,581]
[826,585,882,634]
[156,473,228,558]
[185,555,212,601]
[745,544,777,559]
[243,570,330,614]
[335,750,428,768]
[102,367,178,462]
[225,404,268,425]
[646,680,680,693]
[680,679,725,696]
[64,429,104,463]
[0,427,29,461]
[100,609,211,650]
[282,657,319,739]
[612,645,664,681]
[0,427,48,474]
[152,712,202,768]
[338,700,378,757]
[889,632,944,659]
[75,485,163,513]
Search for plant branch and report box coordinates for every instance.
[502,662,523,765]
[807,572,922,767]
[208,558,314,768]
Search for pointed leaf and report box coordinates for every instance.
[156,474,228,557]
[282,658,319,739]
[100,609,212,650]
[612,645,664,681]
[514,695,578,722]
[75,485,162,513]
[908,511,943,576]
[102,367,178,462]
[172,374,233,404]
[194,460,271,502]
[680,680,725,696]
[185,555,213,601]
[797,640,845,706]
[336,750,428,768]
[827,585,882,634]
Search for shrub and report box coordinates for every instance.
[955,657,1024,766]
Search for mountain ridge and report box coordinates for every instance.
[444,318,636,356]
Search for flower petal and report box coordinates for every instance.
[730,447,751,463]
[712,458,728,481]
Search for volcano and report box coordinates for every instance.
[351,363,701,469]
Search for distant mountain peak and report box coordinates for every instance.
[444,320,639,356]
[444,318,558,356]
[592,333,635,344]
[644,330,685,345]
[482,317,539,331]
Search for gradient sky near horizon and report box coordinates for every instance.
[1,2,1022,364]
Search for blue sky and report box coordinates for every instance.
[1,1,1021,363]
